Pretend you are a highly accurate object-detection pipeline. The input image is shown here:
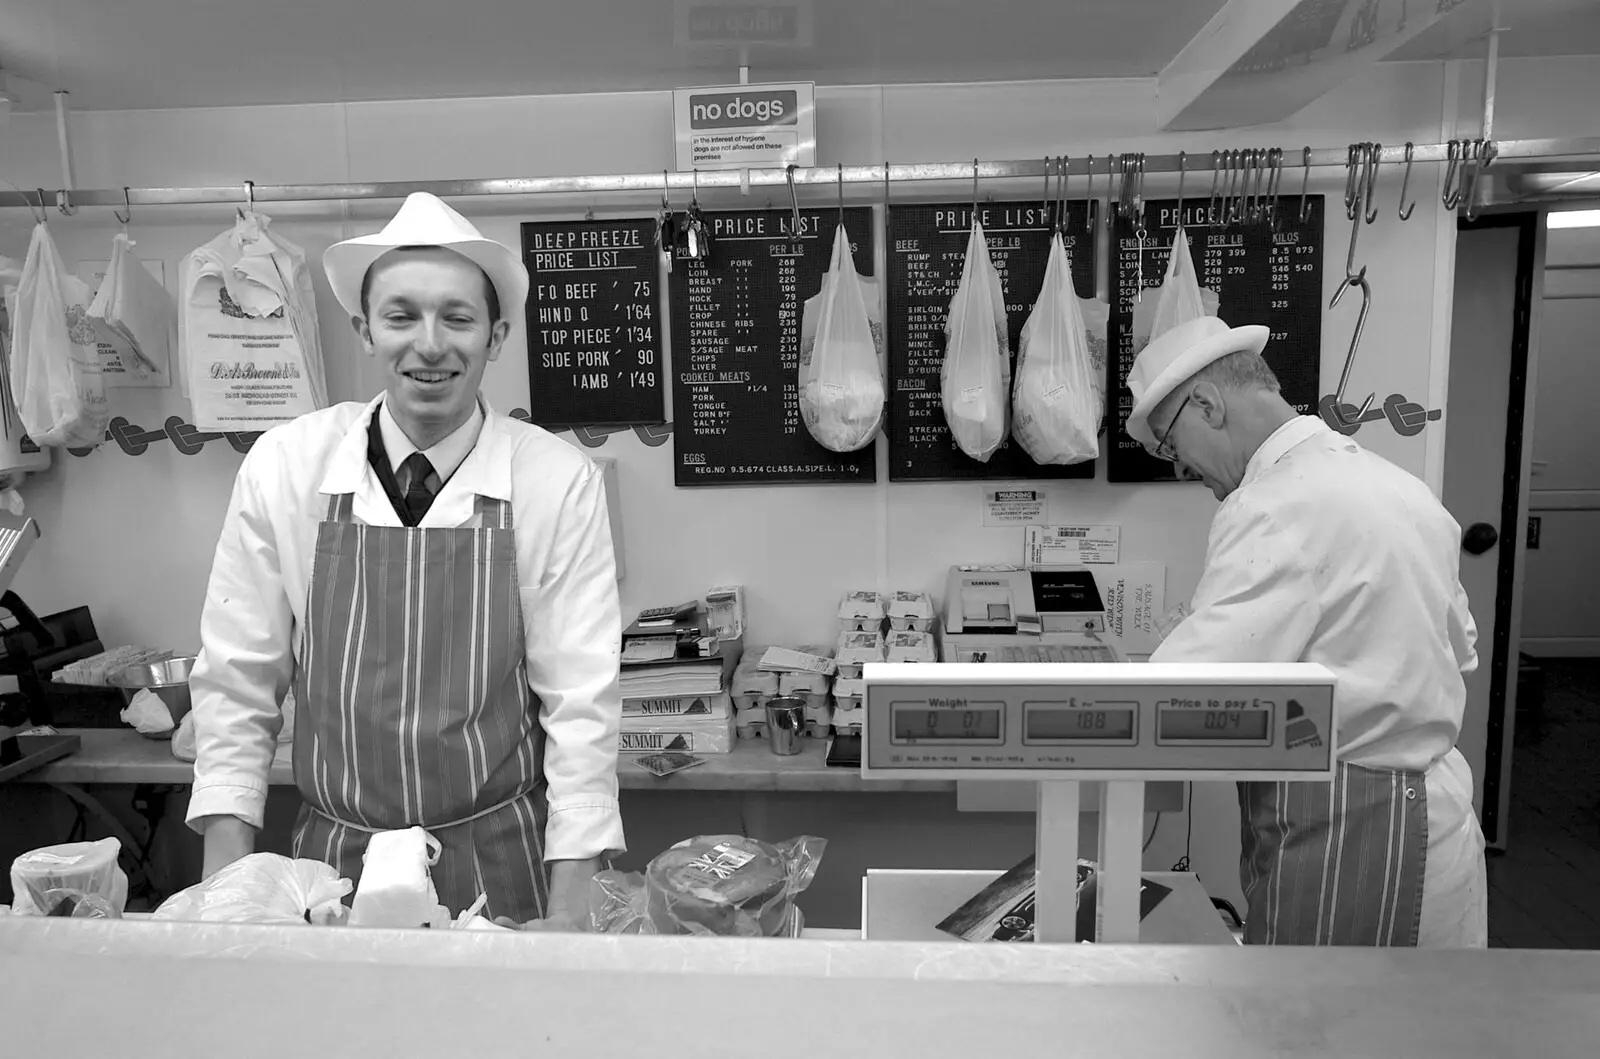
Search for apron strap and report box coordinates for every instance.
[306,782,540,836]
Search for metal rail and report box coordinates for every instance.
[5,136,1598,212]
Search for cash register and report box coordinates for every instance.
[0,516,80,782]
[940,565,1122,664]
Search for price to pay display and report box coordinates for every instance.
[863,663,1337,782]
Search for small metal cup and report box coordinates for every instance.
[763,696,807,756]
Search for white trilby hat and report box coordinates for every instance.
[1124,316,1270,450]
[323,192,528,321]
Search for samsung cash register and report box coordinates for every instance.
[940,565,1122,664]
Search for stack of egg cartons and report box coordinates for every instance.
[730,643,837,739]
[730,650,779,739]
[833,591,891,736]
[833,592,937,734]
[783,643,836,738]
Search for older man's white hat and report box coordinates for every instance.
[1124,316,1270,450]
[323,192,528,320]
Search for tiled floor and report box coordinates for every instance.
[1489,659,1600,949]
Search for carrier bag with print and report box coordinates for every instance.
[9,223,108,449]
[181,210,324,431]
[798,226,885,453]
[940,221,1011,462]
[1012,232,1100,464]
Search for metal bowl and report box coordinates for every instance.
[108,656,196,739]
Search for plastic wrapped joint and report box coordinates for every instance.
[588,835,826,938]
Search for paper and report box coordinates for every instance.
[983,488,1046,526]
[634,752,707,778]
[758,646,837,675]
[1026,524,1121,565]
[1085,562,1166,657]
[936,856,1171,943]
[78,258,171,388]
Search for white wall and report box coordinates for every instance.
[1523,224,1600,656]
[4,57,1591,910]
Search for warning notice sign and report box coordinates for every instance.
[673,82,816,172]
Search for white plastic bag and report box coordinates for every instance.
[9,223,108,449]
[941,221,1011,462]
[10,838,129,916]
[153,853,351,925]
[120,687,175,736]
[798,227,885,452]
[1132,229,1220,353]
[88,233,175,380]
[1012,234,1101,465]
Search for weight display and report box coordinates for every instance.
[1157,708,1272,742]
[891,704,1004,742]
[1024,706,1136,742]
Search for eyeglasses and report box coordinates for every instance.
[1153,394,1192,463]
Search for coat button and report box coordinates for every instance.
[1406,787,1417,800]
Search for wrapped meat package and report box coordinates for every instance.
[588,834,826,937]
[9,839,129,916]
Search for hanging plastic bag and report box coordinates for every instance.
[1079,295,1110,422]
[9,223,108,449]
[1131,228,1220,353]
[153,853,351,925]
[798,227,885,452]
[88,233,175,381]
[941,221,1011,462]
[1012,234,1101,465]
[181,211,325,430]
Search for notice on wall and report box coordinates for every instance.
[77,259,171,388]
[673,82,816,171]
[521,219,666,426]
[668,207,876,486]
[886,201,1100,482]
[1025,524,1121,566]
[983,488,1046,526]
[1106,196,1325,482]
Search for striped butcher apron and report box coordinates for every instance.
[288,489,549,923]
[1237,762,1428,945]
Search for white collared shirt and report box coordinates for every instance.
[1151,415,1479,772]
[186,393,625,861]
[377,399,483,490]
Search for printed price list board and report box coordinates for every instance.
[669,207,876,486]
[1106,196,1325,482]
[886,201,1099,481]
[521,219,665,426]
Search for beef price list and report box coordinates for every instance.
[1106,196,1325,482]
[887,202,1098,481]
[669,207,876,486]
[522,219,665,426]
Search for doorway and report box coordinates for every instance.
[1445,208,1600,948]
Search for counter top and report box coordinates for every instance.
[21,729,950,794]
[4,918,1599,1057]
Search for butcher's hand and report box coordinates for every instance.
[495,857,601,932]
[199,816,256,879]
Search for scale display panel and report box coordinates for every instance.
[862,662,1337,782]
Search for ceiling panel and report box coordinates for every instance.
[0,0,1227,111]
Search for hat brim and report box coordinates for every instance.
[324,236,529,322]
[1125,324,1270,450]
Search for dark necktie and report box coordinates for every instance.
[400,452,437,526]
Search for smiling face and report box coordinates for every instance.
[355,247,508,447]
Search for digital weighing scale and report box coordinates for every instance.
[861,661,1336,944]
